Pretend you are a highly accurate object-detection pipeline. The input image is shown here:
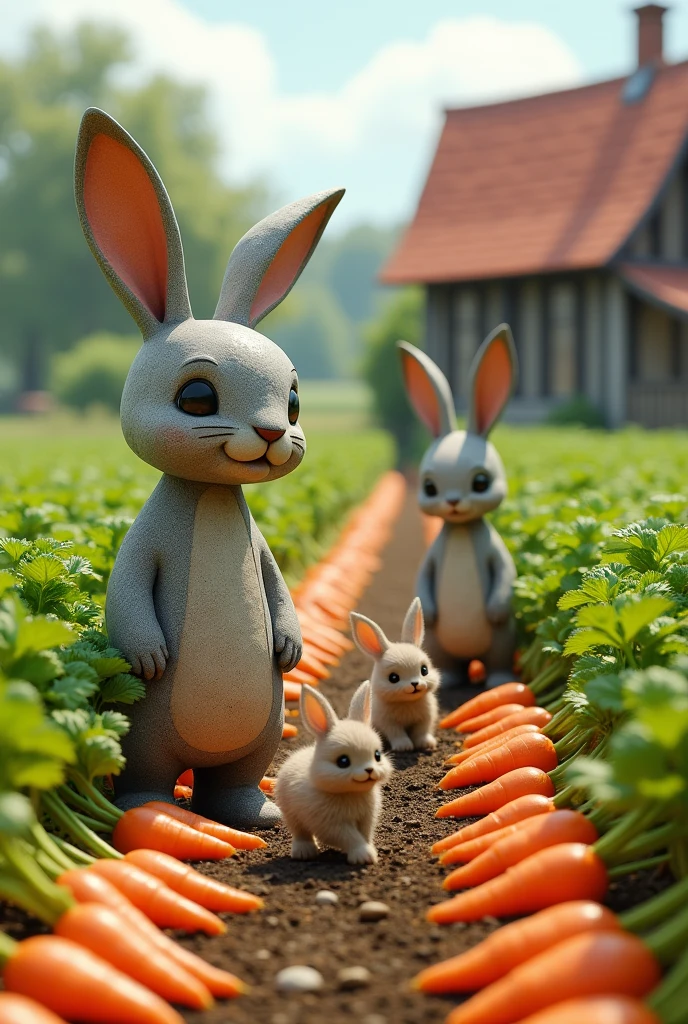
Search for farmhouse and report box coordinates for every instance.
[381,5,688,427]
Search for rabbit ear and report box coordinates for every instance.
[75,108,192,340]
[397,342,456,438]
[467,323,518,438]
[401,597,425,647]
[348,681,372,724]
[300,684,337,739]
[214,188,344,329]
[350,612,389,660]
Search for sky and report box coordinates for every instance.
[3,0,688,231]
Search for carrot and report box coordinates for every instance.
[176,770,194,787]
[427,843,608,924]
[260,776,276,794]
[440,683,536,729]
[432,794,556,855]
[440,814,553,865]
[295,650,330,679]
[512,997,661,1024]
[2,934,184,1024]
[174,785,192,800]
[0,993,69,1024]
[283,667,319,685]
[438,734,559,791]
[284,681,302,702]
[443,811,599,889]
[444,931,661,1024]
[124,850,263,913]
[112,806,235,860]
[144,802,267,850]
[468,660,486,685]
[435,768,556,819]
[413,901,620,993]
[463,707,552,748]
[445,725,541,765]
[283,722,298,739]
[58,870,246,999]
[297,615,353,651]
[87,860,226,935]
[54,902,213,1009]
[458,704,528,733]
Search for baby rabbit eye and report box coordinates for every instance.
[177,379,218,417]
[423,479,438,497]
[421,664,429,676]
[472,471,491,493]
[336,754,351,769]
[374,750,381,762]
[288,388,300,425]
[388,672,400,683]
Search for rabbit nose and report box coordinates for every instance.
[411,681,420,690]
[254,426,286,443]
[447,498,460,507]
[365,767,374,776]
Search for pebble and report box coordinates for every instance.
[315,889,339,907]
[275,965,324,993]
[359,900,390,922]
[266,915,279,927]
[337,965,371,990]
[256,948,271,960]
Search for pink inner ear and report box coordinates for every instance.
[249,203,331,324]
[84,134,168,323]
[413,607,423,645]
[474,337,513,436]
[303,692,329,734]
[402,355,442,437]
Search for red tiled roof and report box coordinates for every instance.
[381,62,688,284]
[618,262,688,318]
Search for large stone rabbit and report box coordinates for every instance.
[75,107,343,827]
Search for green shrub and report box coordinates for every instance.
[547,394,606,429]
[51,334,140,414]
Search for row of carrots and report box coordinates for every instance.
[410,680,687,1024]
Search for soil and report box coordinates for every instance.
[0,484,670,1024]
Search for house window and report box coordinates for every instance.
[549,282,577,397]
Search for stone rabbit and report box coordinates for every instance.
[74,107,343,827]
[398,324,518,688]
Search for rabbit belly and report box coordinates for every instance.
[436,529,492,657]
[170,487,273,753]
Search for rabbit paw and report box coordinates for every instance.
[390,735,414,752]
[347,843,378,865]
[415,733,437,750]
[275,633,302,673]
[128,638,169,681]
[486,597,511,625]
[291,838,319,860]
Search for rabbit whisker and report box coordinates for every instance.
[191,424,238,431]
[197,432,236,439]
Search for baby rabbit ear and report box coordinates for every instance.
[348,681,372,724]
[75,108,192,340]
[467,323,518,438]
[397,342,456,438]
[214,188,345,329]
[350,612,389,660]
[300,684,338,738]
[401,597,425,647]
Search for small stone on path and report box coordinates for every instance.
[358,900,390,922]
[256,948,271,960]
[275,965,324,993]
[337,965,371,990]
[315,889,339,906]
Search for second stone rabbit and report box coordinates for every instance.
[350,598,439,752]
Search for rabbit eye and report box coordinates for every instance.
[388,672,400,683]
[423,479,438,497]
[336,754,351,769]
[374,750,381,762]
[472,472,491,493]
[288,388,300,425]
[421,664,429,676]
[177,379,218,417]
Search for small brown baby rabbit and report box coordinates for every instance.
[350,598,439,752]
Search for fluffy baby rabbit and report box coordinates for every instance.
[350,598,439,752]
[275,684,392,864]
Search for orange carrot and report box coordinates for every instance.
[87,860,226,935]
[295,650,330,679]
[283,722,298,739]
[174,785,192,800]
[124,850,263,913]
[176,770,194,787]
[443,811,599,889]
[445,725,541,765]
[413,901,620,992]
[438,734,559,791]
[260,777,276,794]
[468,660,487,685]
[284,681,302,702]
[458,704,528,733]
[144,802,267,850]
[283,667,319,685]
[297,615,353,651]
[54,903,213,1009]
[435,768,556,819]
[3,934,184,1024]
[431,794,556,854]
[440,683,536,729]
[112,806,235,860]
[427,843,608,924]
[0,993,69,1024]
[463,707,552,748]
[440,814,555,865]
[58,870,246,999]
[512,997,660,1024]
[444,931,661,1024]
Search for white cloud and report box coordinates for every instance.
[2,1,583,227]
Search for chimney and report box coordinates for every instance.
[634,4,667,67]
